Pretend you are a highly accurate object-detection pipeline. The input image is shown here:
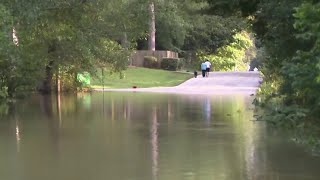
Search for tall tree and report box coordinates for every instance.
[148,0,156,50]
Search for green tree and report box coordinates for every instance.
[282,1,320,116]
[200,31,254,71]
[204,0,260,16]
[101,0,149,48]
[155,0,188,51]
[0,0,143,96]
[183,14,246,54]
[0,2,46,98]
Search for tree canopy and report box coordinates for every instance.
[0,0,146,97]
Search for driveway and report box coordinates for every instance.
[94,71,262,95]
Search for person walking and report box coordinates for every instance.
[205,60,211,77]
[201,61,207,77]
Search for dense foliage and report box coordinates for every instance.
[0,0,146,97]
[168,0,252,71]
[200,31,254,71]
[248,0,320,150]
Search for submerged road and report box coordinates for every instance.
[95,71,262,95]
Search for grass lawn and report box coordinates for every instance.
[91,67,193,89]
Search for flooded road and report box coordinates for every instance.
[0,92,320,180]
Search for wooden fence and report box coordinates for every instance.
[129,50,179,67]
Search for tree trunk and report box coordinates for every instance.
[7,27,18,97]
[121,23,129,49]
[148,1,156,51]
[56,67,61,94]
[41,60,54,94]
[7,81,16,98]
[121,32,128,48]
[40,42,56,94]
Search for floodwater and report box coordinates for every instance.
[0,92,320,180]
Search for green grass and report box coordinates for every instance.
[91,67,193,88]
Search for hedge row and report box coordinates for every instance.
[143,56,159,68]
[160,58,183,71]
[143,56,183,71]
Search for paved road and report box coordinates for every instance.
[95,71,262,95]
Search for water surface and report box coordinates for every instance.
[0,92,320,180]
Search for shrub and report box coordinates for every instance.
[161,58,181,71]
[143,56,158,69]
[0,86,8,100]
[178,58,186,70]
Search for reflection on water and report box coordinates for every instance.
[203,97,211,125]
[0,92,320,180]
[151,106,159,180]
[15,119,21,153]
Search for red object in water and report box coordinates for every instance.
[132,86,137,88]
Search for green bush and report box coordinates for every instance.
[178,58,187,70]
[161,58,181,71]
[143,56,158,69]
[0,86,8,100]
